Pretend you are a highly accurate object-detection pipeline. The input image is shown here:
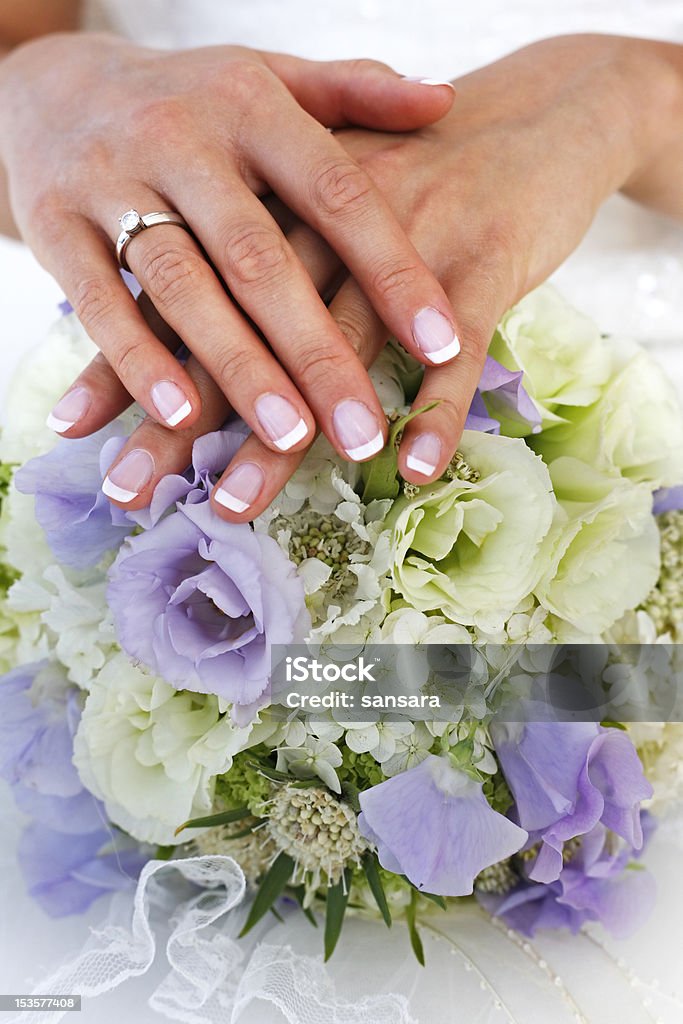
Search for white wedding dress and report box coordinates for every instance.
[1,1,683,1022]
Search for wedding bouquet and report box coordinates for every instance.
[2,285,683,962]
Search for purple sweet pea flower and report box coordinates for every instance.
[358,755,527,896]
[15,416,248,568]
[479,819,656,939]
[108,499,310,707]
[465,355,542,436]
[14,424,133,569]
[653,485,683,514]
[0,662,147,917]
[492,722,652,883]
[18,820,145,918]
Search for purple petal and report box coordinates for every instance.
[359,756,527,896]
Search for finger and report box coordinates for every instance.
[101,354,231,509]
[263,53,455,131]
[247,99,462,369]
[162,173,388,461]
[48,291,182,437]
[213,284,389,521]
[94,193,318,458]
[38,216,202,437]
[397,265,512,483]
[101,279,388,517]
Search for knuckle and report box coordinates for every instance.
[113,335,148,381]
[221,59,274,102]
[292,342,349,385]
[310,159,373,218]
[72,276,120,332]
[212,345,257,394]
[343,57,388,77]
[29,188,67,233]
[370,258,422,300]
[334,315,367,357]
[223,224,289,286]
[140,243,205,310]
[134,97,190,143]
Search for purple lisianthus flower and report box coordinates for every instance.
[358,755,527,896]
[465,355,542,435]
[0,662,147,916]
[478,819,656,939]
[108,499,310,706]
[15,423,133,569]
[492,722,652,883]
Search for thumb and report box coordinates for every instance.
[264,53,455,131]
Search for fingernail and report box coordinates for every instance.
[406,433,442,477]
[102,449,154,503]
[151,380,192,427]
[402,76,455,90]
[214,462,265,514]
[46,387,91,433]
[333,400,385,461]
[255,393,308,451]
[412,307,460,364]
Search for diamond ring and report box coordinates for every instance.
[115,209,191,272]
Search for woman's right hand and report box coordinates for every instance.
[0,31,458,470]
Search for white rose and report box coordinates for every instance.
[535,345,683,490]
[390,431,555,630]
[535,458,661,635]
[490,285,612,429]
[73,654,254,845]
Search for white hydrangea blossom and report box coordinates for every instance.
[380,721,434,777]
[73,654,255,845]
[6,564,115,687]
[276,736,345,793]
[259,466,393,641]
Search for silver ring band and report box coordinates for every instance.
[116,209,190,272]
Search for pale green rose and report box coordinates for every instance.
[389,431,555,630]
[535,457,661,635]
[489,285,612,432]
[0,314,97,465]
[533,346,683,489]
[73,654,255,845]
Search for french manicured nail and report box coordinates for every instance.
[406,433,442,477]
[151,380,192,427]
[412,307,460,364]
[255,393,308,451]
[102,449,154,503]
[402,76,455,90]
[46,387,91,433]
[333,400,385,461]
[214,462,265,514]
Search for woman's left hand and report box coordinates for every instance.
[93,33,683,519]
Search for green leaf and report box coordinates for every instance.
[362,854,392,928]
[360,401,440,503]
[324,869,353,961]
[155,845,175,861]
[239,852,296,937]
[419,890,447,911]
[291,885,318,928]
[406,890,425,966]
[174,806,250,836]
[600,720,627,731]
[340,781,361,813]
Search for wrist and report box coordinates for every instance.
[610,37,683,187]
